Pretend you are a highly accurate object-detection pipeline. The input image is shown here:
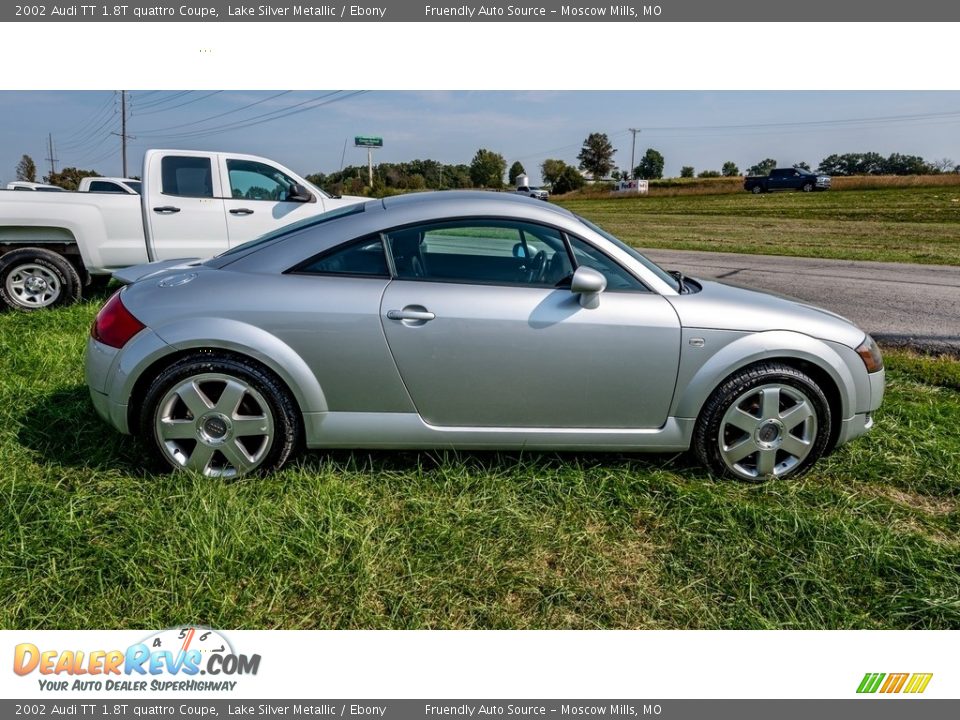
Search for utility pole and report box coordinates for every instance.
[111,90,134,176]
[45,133,58,177]
[628,128,641,179]
[121,90,128,177]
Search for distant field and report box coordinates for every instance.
[1,301,958,629]
[557,186,960,266]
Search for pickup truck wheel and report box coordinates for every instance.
[751,185,763,194]
[802,183,814,192]
[0,248,82,311]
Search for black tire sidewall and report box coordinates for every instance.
[693,364,832,482]
[140,353,301,477]
[0,248,81,311]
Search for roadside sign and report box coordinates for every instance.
[355,136,383,147]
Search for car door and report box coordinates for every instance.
[379,219,681,429]
[220,156,323,247]
[146,153,230,260]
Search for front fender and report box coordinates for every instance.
[671,329,857,421]
[150,318,328,413]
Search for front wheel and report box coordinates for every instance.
[140,353,301,478]
[693,363,832,481]
[801,183,814,192]
[0,248,81,311]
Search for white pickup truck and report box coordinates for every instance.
[0,149,364,310]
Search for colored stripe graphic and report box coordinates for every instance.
[857,673,885,693]
[880,673,909,693]
[904,673,934,694]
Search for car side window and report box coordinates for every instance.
[296,236,389,277]
[226,159,298,201]
[566,235,647,291]
[161,156,214,198]
[384,221,573,287]
[88,181,123,193]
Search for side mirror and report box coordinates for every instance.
[570,266,606,309]
[287,183,314,203]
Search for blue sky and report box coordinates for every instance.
[1,90,959,184]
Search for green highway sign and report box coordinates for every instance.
[355,136,383,147]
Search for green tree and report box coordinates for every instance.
[508,161,526,186]
[697,170,721,178]
[469,148,506,188]
[793,161,811,171]
[746,158,777,176]
[721,161,740,177]
[680,166,694,178]
[634,148,664,180]
[552,165,586,195]
[15,154,37,182]
[44,166,99,190]
[577,132,616,180]
[540,158,567,186]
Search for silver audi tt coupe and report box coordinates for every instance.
[85,191,885,481]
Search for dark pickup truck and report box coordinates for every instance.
[744,168,831,193]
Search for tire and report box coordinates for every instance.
[801,183,814,192]
[140,353,301,478]
[692,362,832,482]
[751,185,763,194]
[0,247,81,311]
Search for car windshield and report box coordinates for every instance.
[576,215,681,292]
[216,202,366,258]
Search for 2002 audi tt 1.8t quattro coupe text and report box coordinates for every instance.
[85,191,885,481]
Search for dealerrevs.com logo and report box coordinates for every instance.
[13,627,260,692]
[857,673,933,694]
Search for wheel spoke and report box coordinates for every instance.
[220,440,255,474]
[232,417,269,437]
[216,379,247,416]
[723,437,757,464]
[158,419,196,440]
[185,443,216,474]
[779,400,814,430]
[757,448,777,476]
[781,434,812,460]
[177,381,213,418]
[727,407,760,433]
[760,387,781,419]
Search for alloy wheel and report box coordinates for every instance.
[5,263,61,308]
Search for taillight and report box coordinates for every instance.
[91,291,145,349]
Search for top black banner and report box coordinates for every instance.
[5,0,960,22]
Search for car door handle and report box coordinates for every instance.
[153,206,181,214]
[229,208,255,215]
[387,309,436,322]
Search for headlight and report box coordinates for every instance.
[856,335,884,373]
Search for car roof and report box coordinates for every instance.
[380,190,573,219]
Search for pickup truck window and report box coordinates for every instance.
[88,181,125,193]
[162,156,214,198]
[227,159,298,202]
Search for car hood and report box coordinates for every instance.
[667,279,866,348]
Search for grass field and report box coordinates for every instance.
[1,299,958,629]
[557,186,960,266]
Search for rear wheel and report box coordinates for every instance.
[141,354,301,478]
[0,247,81,311]
[751,185,763,194]
[693,363,832,481]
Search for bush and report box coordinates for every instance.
[698,170,721,178]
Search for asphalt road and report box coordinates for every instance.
[644,249,960,354]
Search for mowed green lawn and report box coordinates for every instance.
[557,187,960,265]
[0,300,957,629]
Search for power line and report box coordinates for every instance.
[134,90,223,116]
[59,93,115,143]
[136,91,366,141]
[135,90,292,134]
[131,90,193,111]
